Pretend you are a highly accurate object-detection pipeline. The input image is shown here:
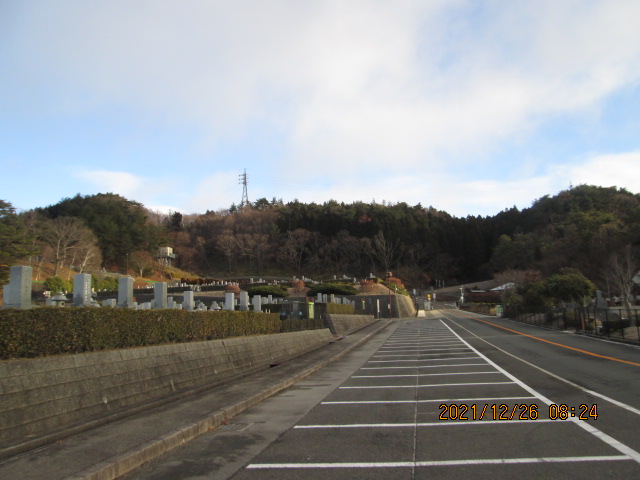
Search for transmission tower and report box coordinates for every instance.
[239,169,250,210]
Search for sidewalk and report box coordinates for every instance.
[0,321,392,480]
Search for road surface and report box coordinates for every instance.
[124,307,640,479]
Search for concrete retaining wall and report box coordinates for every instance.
[326,314,377,336]
[0,329,334,451]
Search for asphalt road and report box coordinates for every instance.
[124,308,640,479]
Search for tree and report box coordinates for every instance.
[545,268,595,306]
[217,233,237,274]
[371,231,398,272]
[0,200,36,285]
[607,246,639,325]
[236,234,257,270]
[166,211,183,232]
[129,250,156,277]
[40,216,97,276]
[253,198,271,210]
[40,193,166,268]
[71,230,103,274]
[279,229,312,275]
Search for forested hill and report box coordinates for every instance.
[8,185,640,290]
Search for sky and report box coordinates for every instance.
[2,0,640,218]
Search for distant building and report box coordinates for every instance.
[157,246,176,267]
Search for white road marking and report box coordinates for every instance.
[367,356,481,363]
[351,371,499,378]
[339,382,515,389]
[321,396,536,405]
[247,456,631,469]
[440,320,640,464]
[294,419,558,429]
[444,315,640,417]
[361,363,488,369]
[373,349,471,357]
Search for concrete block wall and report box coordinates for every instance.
[326,314,377,336]
[0,329,334,451]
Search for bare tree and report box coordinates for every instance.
[236,234,257,270]
[217,233,237,274]
[607,245,639,326]
[279,229,312,275]
[41,217,95,276]
[371,231,398,273]
[129,250,155,277]
[248,234,270,274]
[75,236,103,273]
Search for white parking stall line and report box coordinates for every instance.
[294,420,558,429]
[361,363,489,370]
[368,356,482,363]
[321,396,537,405]
[379,346,464,351]
[351,371,500,379]
[440,320,640,464]
[339,382,516,389]
[247,456,632,470]
[373,349,471,357]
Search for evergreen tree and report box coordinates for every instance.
[0,200,36,285]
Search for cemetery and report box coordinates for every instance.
[0,266,409,455]
[0,266,414,360]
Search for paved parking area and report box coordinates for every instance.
[235,319,640,479]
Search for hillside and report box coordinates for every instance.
[3,185,639,294]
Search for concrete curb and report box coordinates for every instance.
[69,320,392,480]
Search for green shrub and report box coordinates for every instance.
[326,303,355,314]
[0,308,281,359]
[307,283,357,296]
[245,285,289,298]
[94,276,118,291]
[381,280,410,297]
[43,276,72,293]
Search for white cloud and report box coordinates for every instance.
[557,152,640,191]
[73,170,180,212]
[5,1,640,216]
[74,170,143,197]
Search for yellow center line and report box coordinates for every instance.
[442,307,640,368]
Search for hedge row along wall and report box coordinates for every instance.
[0,308,280,360]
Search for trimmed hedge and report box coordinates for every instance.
[307,283,357,296]
[326,303,355,315]
[245,284,289,298]
[0,308,280,360]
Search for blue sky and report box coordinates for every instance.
[2,0,640,217]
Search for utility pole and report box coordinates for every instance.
[239,169,250,210]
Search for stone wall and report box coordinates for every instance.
[0,329,334,454]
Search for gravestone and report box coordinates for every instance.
[252,295,262,312]
[183,291,195,311]
[153,282,167,309]
[595,290,607,309]
[118,277,134,308]
[2,265,32,309]
[73,273,93,307]
[239,291,249,311]
[102,299,116,307]
[225,292,235,311]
